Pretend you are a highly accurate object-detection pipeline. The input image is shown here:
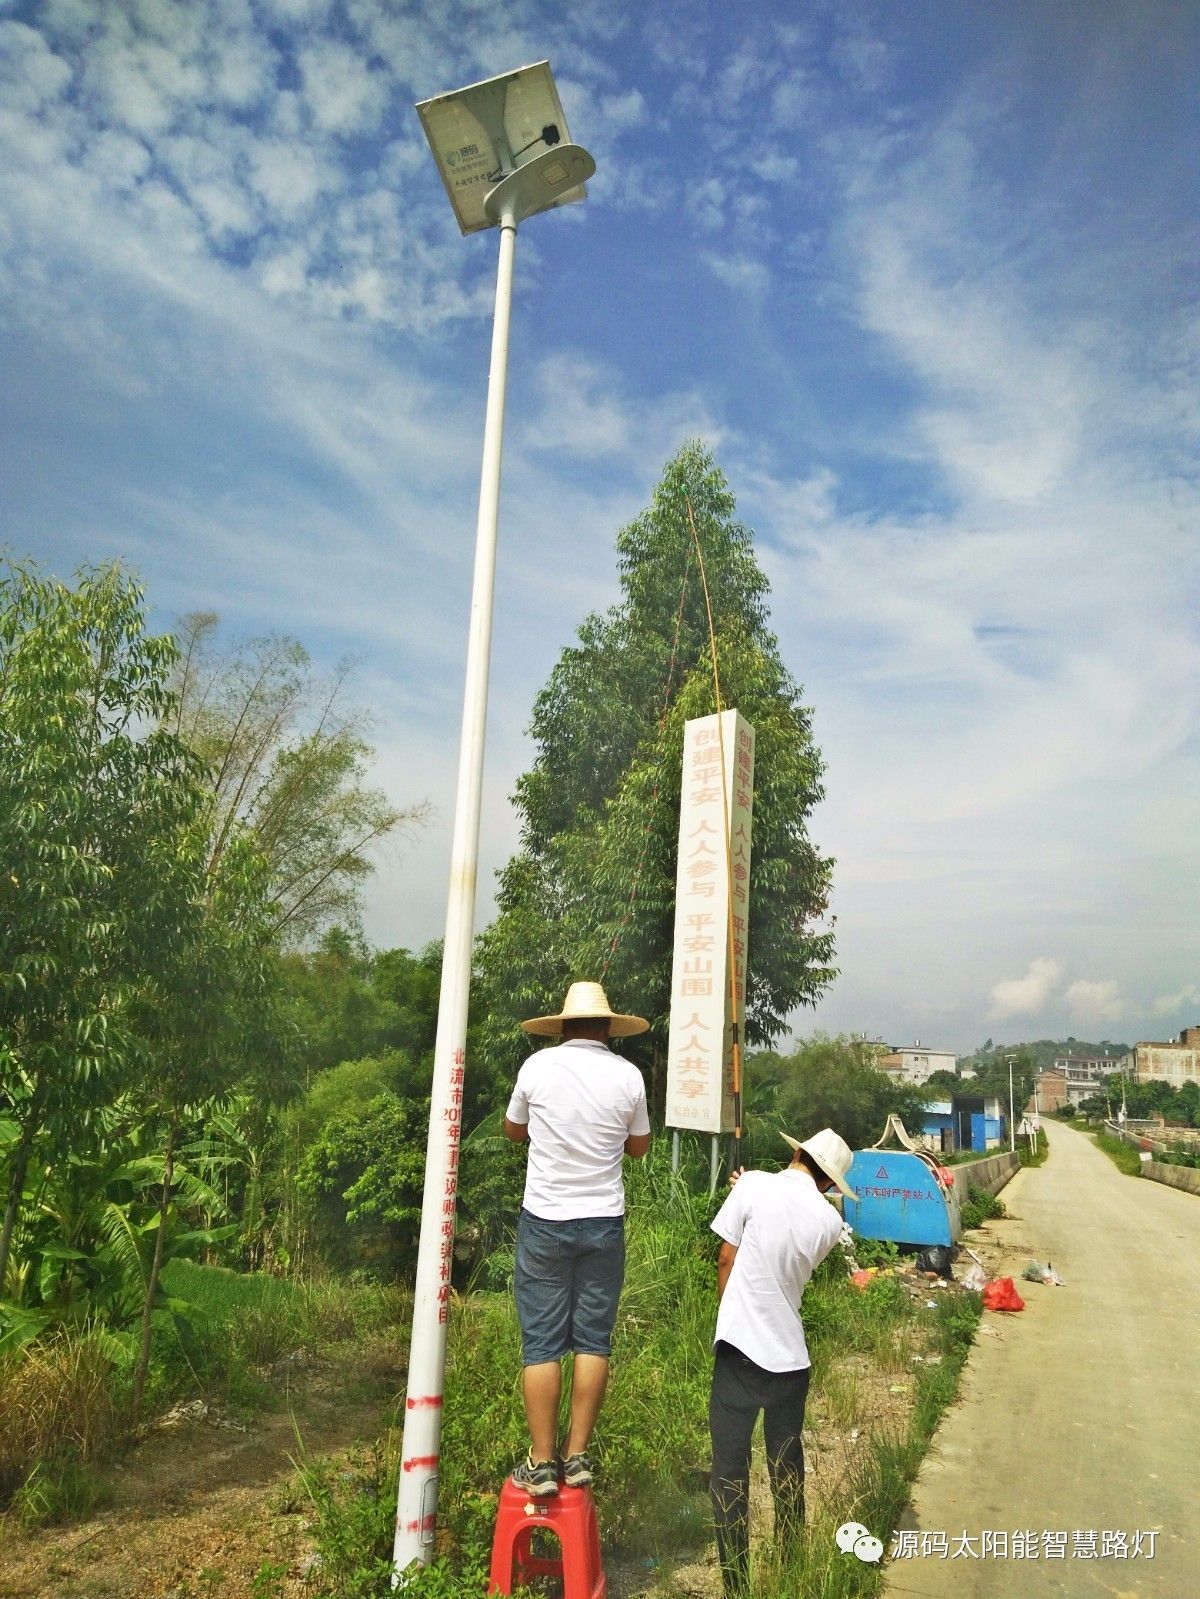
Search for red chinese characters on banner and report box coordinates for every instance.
[666,712,754,1133]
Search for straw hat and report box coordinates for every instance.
[781,1127,858,1200]
[521,980,650,1039]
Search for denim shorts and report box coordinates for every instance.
[514,1209,627,1366]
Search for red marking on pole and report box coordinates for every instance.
[400,1516,438,1533]
[403,1455,440,1471]
[406,1394,444,1410]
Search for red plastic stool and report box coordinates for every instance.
[488,1476,606,1599]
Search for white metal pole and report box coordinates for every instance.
[393,204,518,1583]
[1008,1057,1015,1153]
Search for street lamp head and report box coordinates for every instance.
[416,60,593,235]
[484,142,596,227]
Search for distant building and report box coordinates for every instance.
[911,1095,1005,1154]
[1033,1067,1070,1113]
[879,1041,957,1086]
[1119,1028,1200,1091]
[1052,1053,1120,1101]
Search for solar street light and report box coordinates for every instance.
[393,61,594,1584]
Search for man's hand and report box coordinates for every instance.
[503,1117,529,1144]
[728,1166,745,1188]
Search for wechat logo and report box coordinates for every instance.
[835,1521,884,1563]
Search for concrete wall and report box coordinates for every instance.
[1142,1160,1200,1197]
[950,1149,1019,1203]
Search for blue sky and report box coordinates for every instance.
[2,0,1197,1053]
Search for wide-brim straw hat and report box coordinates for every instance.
[782,1127,858,1200]
[521,980,650,1039]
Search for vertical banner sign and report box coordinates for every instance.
[665,710,755,1133]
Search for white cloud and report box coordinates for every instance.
[686,176,725,232]
[521,352,722,472]
[1064,979,1124,1026]
[751,152,798,184]
[703,251,768,296]
[298,39,388,136]
[1154,984,1200,1017]
[246,137,328,217]
[989,958,1063,1020]
[0,21,72,110]
[597,87,647,131]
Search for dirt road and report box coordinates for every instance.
[882,1120,1199,1597]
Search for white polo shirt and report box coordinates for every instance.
[505,1039,651,1221]
[710,1166,844,1372]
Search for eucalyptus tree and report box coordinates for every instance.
[0,562,203,1291]
[168,614,428,945]
[475,443,836,1111]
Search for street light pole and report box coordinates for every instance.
[1006,1053,1016,1153]
[393,66,593,1584]
[391,199,517,1581]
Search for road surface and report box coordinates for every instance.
[882,1120,1199,1597]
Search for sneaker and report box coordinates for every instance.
[513,1453,559,1496]
[560,1450,594,1488]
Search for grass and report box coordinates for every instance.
[1016,1128,1049,1167]
[959,1185,1008,1231]
[291,1148,984,1597]
[1086,1129,1144,1177]
[0,1264,409,1520]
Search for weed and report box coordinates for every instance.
[852,1236,900,1269]
[9,1456,112,1527]
[959,1185,1008,1230]
[250,1559,289,1599]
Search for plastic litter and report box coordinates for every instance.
[981,1276,1025,1312]
[915,1245,955,1275]
[1021,1260,1065,1286]
[961,1263,988,1292]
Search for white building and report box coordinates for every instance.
[880,1042,957,1086]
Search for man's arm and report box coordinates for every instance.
[503,1117,529,1144]
[716,1240,738,1300]
[624,1130,651,1158]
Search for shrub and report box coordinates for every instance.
[960,1185,1007,1230]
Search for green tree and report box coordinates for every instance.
[125,824,291,1422]
[768,1034,936,1152]
[0,562,203,1293]
[169,614,428,946]
[476,443,835,1111]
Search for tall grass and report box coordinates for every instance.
[0,1326,123,1515]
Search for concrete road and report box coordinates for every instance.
[882,1120,1199,1597]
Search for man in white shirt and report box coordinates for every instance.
[503,981,652,1496]
[708,1127,857,1593]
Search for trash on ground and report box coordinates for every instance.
[961,1263,988,1292]
[915,1244,955,1275]
[1021,1260,1065,1286]
[981,1276,1025,1312]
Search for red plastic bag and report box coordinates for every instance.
[982,1276,1025,1312]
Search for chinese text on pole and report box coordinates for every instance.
[665,710,754,1133]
